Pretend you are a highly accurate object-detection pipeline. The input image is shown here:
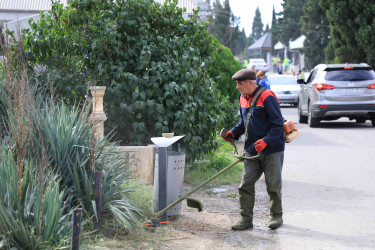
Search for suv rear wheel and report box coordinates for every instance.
[298,102,308,123]
[308,102,320,127]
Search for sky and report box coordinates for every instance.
[226,0,284,37]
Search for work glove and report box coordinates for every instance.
[223,131,234,142]
[254,139,267,152]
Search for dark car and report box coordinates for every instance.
[297,63,375,127]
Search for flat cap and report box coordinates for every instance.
[232,69,256,81]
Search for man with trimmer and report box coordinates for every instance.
[223,69,285,230]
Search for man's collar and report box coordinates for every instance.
[250,85,262,97]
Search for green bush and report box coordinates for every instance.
[22,0,238,161]
[209,36,243,102]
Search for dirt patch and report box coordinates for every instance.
[144,175,281,250]
[90,175,282,249]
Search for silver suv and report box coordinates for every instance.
[297,63,375,127]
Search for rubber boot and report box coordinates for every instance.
[231,217,253,230]
[268,217,283,230]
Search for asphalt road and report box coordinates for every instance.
[278,105,375,249]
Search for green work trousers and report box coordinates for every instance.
[239,151,284,220]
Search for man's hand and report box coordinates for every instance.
[254,139,267,152]
[223,131,234,142]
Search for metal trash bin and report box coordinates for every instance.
[151,135,185,222]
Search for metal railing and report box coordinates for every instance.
[154,0,197,14]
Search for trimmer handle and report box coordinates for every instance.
[220,128,228,138]
[220,128,238,154]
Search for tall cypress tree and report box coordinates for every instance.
[232,27,248,57]
[252,7,264,40]
[320,0,374,65]
[301,0,330,69]
[264,24,270,33]
[209,0,247,56]
[354,1,375,67]
[211,0,231,48]
[271,5,280,55]
[279,0,307,45]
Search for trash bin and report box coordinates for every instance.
[151,135,185,222]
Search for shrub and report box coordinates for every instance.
[209,36,243,102]
[22,0,238,161]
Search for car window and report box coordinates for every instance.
[323,69,375,81]
[268,77,297,85]
[251,60,265,64]
[306,69,316,83]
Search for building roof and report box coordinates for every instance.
[289,35,306,50]
[274,41,286,50]
[248,32,271,50]
[0,0,68,11]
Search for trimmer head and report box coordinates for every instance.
[186,197,203,212]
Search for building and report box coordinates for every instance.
[289,35,306,72]
[247,32,271,65]
[272,35,307,73]
[0,0,68,31]
[1,0,198,34]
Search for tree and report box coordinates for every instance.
[320,0,375,66]
[264,24,270,33]
[210,0,246,56]
[270,5,280,55]
[354,1,375,67]
[252,7,264,40]
[301,0,330,69]
[23,0,237,161]
[279,0,307,45]
[232,27,248,57]
[209,36,242,102]
[211,0,231,49]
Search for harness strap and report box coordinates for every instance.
[244,86,266,154]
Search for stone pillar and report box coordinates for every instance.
[89,86,107,141]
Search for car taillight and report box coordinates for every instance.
[344,67,354,70]
[368,84,375,89]
[314,83,335,91]
[319,105,329,109]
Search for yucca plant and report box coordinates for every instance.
[0,147,71,249]
[35,100,142,229]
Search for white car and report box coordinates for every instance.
[268,75,300,106]
[247,58,269,72]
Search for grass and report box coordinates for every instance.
[125,180,154,220]
[185,138,244,187]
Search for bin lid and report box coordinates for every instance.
[151,135,185,147]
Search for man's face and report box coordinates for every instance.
[236,80,254,96]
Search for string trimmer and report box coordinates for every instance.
[151,129,259,224]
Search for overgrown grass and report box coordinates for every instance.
[185,137,244,186]
[125,180,154,220]
[81,180,165,249]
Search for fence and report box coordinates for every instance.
[154,0,197,14]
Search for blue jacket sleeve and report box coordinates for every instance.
[260,78,270,90]
[262,96,284,147]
